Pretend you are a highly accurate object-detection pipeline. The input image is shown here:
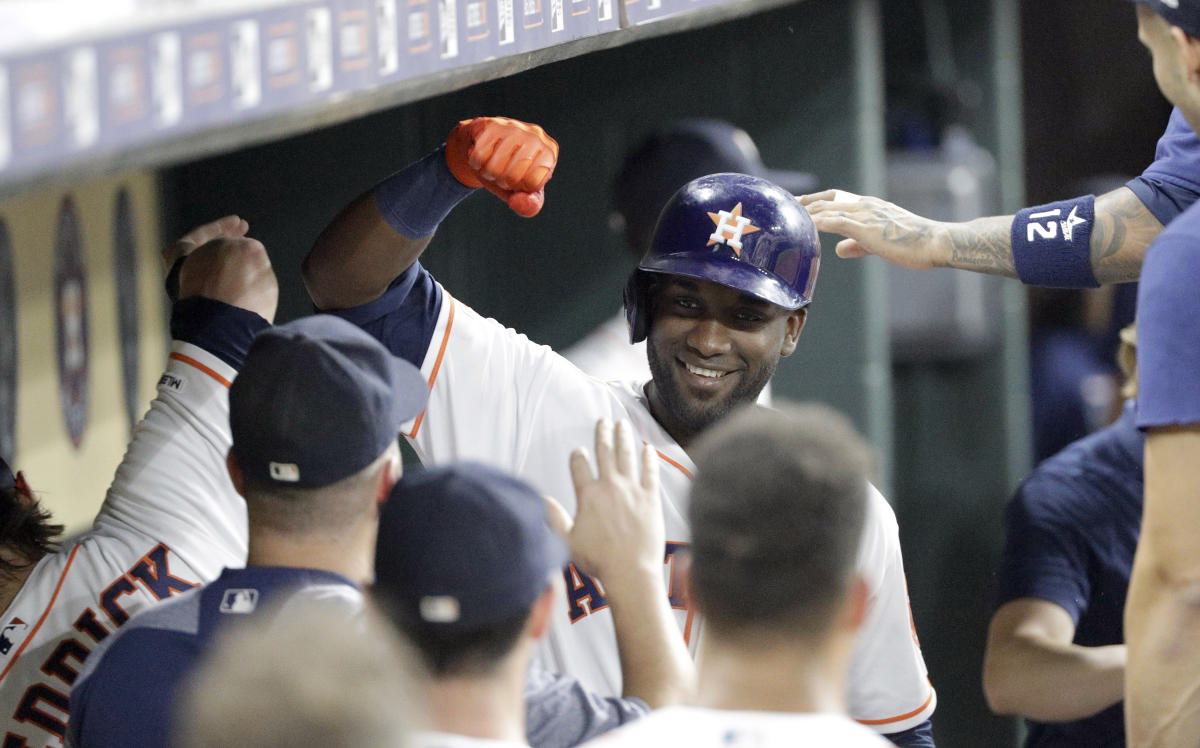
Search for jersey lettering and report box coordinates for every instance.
[3,732,32,747]
[13,685,68,739]
[71,610,110,645]
[664,542,689,610]
[564,563,608,623]
[99,577,137,626]
[39,639,89,688]
[128,544,196,600]
[565,542,692,622]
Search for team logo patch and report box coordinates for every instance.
[420,595,461,623]
[0,617,28,655]
[706,202,759,255]
[220,588,260,614]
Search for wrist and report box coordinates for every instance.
[374,146,477,238]
[597,560,668,601]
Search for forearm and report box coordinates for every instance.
[1125,429,1200,746]
[983,636,1125,721]
[603,568,696,708]
[302,148,472,310]
[938,188,1159,284]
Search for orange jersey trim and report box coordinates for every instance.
[655,450,692,480]
[854,680,936,726]
[0,544,82,682]
[404,294,457,440]
[169,352,232,389]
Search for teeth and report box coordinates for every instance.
[685,363,726,378]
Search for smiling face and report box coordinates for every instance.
[645,275,805,447]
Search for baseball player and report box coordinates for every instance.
[563,118,813,397]
[1122,2,1200,744]
[0,215,276,748]
[584,403,892,746]
[68,313,428,747]
[373,417,687,748]
[302,117,936,745]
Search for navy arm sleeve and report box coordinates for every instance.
[324,262,443,369]
[524,666,649,748]
[1126,107,1200,227]
[885,719,935,748]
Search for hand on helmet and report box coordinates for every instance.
[444,117,559,217]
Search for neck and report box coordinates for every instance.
[426,654,527,743]
[0,561,36,613]
[246,519,377,586]
[643,381,699,450]
[696,630,852,715]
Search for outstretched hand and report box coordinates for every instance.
[543,419,663,588]
[445,117,559,217]
[799,189,951,270]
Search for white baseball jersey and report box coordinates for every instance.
[344,268,934,735]
[562,310,771,405]
[0,341,247,747]
[583,706,893,746]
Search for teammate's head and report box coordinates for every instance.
[227,315,427,534]
[1134,1,1200,126]
[0,457,62,577]
[613,120,816,257]
[373,463,567,677]
[627,173,820,443]
[687,402,872,642]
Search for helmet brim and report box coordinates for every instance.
[638,253,808,311]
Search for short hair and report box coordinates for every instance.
[0,486,62,577]
[383,599,533,678]
[175,603,420,748]
[687,402,873,639]
[241,443,398,537]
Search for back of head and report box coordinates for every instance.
[0,457,61,575]
[229,315,427,532]
[687,402,872,640]
[373,463,568,677]
[623,172,822,344]
[614,119,816,256]
[175,604,419,748]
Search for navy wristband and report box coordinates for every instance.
[170,297,270,370]
[1011,195,1099,288]
[374,146,477,238]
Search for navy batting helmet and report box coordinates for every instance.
[623,173,821,343]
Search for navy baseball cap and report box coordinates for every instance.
[614,119,817,253]
[1133,0,1200,37]
[230,315,427,488]
[0,456,15,493]
[374,462,569,634]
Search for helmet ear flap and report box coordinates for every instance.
[623,271,657,344]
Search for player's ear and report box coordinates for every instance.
[13,472,35,506]
[376,445,402,510]
[225,452,246,497]
[527,582,559,640]
[843,576,870,632]
[1170,25,1200,82]
[780,309,807,357]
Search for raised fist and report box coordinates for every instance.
[445,117,559,217]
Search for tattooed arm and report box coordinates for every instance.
[799,186,1163,285]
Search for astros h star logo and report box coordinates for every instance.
[706,203,760,256]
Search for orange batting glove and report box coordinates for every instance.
[444,117,559,217]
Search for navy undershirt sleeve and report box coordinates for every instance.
[995,477,1093,623]
[886,719,936,748]
[323,261,443,369]
[169,297,270,370]
[1136,202,1200,428]
[1126,107,1200,227]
